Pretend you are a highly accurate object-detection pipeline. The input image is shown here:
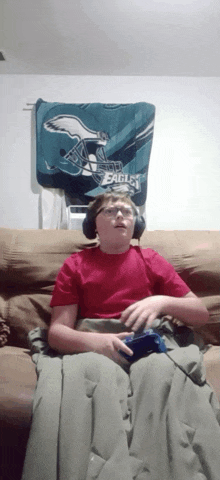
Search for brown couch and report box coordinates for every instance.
[0,228,219,480]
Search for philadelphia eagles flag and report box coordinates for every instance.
[36,99,155,206]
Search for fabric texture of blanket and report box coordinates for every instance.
[22,322,220,480]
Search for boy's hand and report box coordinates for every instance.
[93,332,134,366]
[120,296,167,331]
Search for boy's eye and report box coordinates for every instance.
[123,208,133,216]
[103,207,133,217]
[105,208,114,215]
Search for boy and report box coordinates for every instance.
[48,191,208,364]
[23,193,220,480]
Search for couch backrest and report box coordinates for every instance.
[0,229,85,348]
[0,228,219,348]
[140,230,220,345]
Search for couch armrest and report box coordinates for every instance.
[203,346,220,401]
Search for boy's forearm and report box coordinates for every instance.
[48,323,98,354]
[163,295,209,326]
[120,293,209,331]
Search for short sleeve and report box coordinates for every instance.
[50,256,79,307]
[142,249,191,297]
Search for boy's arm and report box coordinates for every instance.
[120,292,209,332]
[48,304,80,353]
[48,304,133,363]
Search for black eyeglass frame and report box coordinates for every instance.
[96,206,135,218]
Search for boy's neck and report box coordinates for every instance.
[99,242,130,255]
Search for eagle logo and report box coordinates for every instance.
[43,115,122,184]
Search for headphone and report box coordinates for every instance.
[82,208,146,240]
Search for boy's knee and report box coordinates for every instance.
[81,351,113,368]
[130,352,173,382]
[73,351,117,381]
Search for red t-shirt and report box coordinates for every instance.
[50,246,190,319]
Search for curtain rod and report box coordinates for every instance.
[23,103,35,111]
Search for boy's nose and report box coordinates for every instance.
[116,209,123,217]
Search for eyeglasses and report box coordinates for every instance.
[97,206,134,218]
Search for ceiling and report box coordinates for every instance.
[1,0,220,76]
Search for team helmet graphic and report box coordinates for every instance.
[43,115,123,185]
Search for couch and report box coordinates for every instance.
[0,228,219,480]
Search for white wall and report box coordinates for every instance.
[0,74,220,230]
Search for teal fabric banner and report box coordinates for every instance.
[36,100,155,206]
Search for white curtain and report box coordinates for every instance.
[39,187,68,229]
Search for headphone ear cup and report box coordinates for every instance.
[132,215,146,239]
[82,215,97,240]
[83,212,146,240]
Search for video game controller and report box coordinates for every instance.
[119,328,167,362]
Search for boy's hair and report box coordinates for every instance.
[87,191,138,219]
[82,190,145,241]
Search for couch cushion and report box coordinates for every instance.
[140,231,220,345]
[0,228,91,348]
[193,296,220,345]
[0,228,85,289]
[7,292,52,348]
[140,230,220,296]
[203,346,220,401]
[0,346,36,428]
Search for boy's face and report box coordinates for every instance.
[95,199,135,246]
